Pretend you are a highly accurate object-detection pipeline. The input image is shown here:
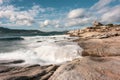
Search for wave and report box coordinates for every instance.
[0,35,82,65]
[0,42,83,65]
[23,35,78,43]
[0,36,24,41]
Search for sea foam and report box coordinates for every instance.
[0,35,83,65]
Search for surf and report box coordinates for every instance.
[0,35,83,65]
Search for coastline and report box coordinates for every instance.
[0,23,120,80]
[0,34,82,80]
[49,23,120,80]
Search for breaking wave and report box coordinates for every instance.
[0,35,83,65]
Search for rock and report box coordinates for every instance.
[79,36,120,57]
[93,21,103,27]
[41,71,54,80]
[45,65,59,73]
[106,24,113,27]
[49,57,120,80]
[68,22,120,37]
[93,34,109,39]
[7,76,30,80]
[0,60,24,65]
[0,63,59,80]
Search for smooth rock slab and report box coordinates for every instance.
[79,36,120,57]
[49,57,120,80]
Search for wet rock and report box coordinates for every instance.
[41,71,54,80]
[37,41,42,42]
[45,65,59,73]
[0,63,59,80]
[0,60,24,65]
[7,76,30,80]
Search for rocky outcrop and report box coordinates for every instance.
[49,35,120,80]
[67,22,120,37]
[0,23,120,80]
[0,61,59,80]
[79,36,120,57]
[93,21,103,27]
[49,56,120,80]
[62,23,120,80]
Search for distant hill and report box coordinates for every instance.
[0,27,67,36]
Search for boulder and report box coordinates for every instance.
[93,21,103,27]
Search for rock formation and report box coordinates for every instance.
[0,61,59,80]
[67,22,120,39]
[0,22,120,80]
[49,57,120,80]
[50,22,120,80]
[93,21,103,27]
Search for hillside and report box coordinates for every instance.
[0,27,67,36]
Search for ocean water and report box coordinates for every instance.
[0,34,83,65]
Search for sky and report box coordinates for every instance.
[0,0,120,31]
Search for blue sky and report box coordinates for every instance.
[0,0,120,31]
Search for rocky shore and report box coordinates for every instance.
[50,22,120,80]
[0,22,120,80]
[0,61,59,80]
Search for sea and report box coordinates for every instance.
[0,31,83,65]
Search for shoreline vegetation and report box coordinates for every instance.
[0,21,120,80]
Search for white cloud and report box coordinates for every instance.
[0,0,10,5]
[40,19,60,27]
[0,4,45,26]
[62,0,120,27]
[0,1,56,27]
[90,0,114,10]
[40,20,50,27]
[0,0,120,30]
[29,5,45,15]
[65,8,95,27]
[0,0,3,4]
[68,8,85,19]
[64,17,94,27]
[39,0,120,28]
[101,5,120,23]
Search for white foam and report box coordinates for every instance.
[0,35,83,65]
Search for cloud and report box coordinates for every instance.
[40,20,50,27]
[64,17,94,27]
[39,0,120,29]
[90,0,114,10]
[40,20,60,27]
[101,5,120,23]
[0,0,120,30]
[91,0,120,23]
[65,8,94,27]
[0,0,3,4]
[0,0,10,5]
[63,0,120,27]
[0,5,33,26]
[68,8,85,19]
[0,3,46,26]
[0,0,54,27]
